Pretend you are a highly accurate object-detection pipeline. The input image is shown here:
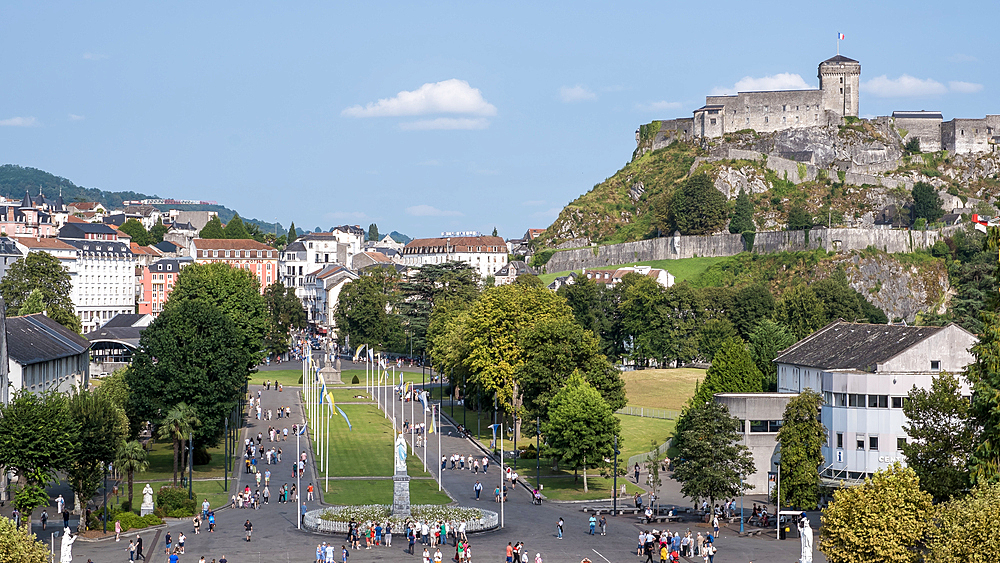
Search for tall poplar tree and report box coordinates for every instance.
[776,389,826,509]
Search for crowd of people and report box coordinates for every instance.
[637,529,717,563]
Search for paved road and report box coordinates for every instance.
[75,358,823,562]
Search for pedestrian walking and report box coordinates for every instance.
[245,519,253,542]
[474,481,482,501]
[634,463,640,482]
[135,534,145,560]
[127,540,136,562]
[40,510,48,531]
[557,518,563,539]
[589,515,596,535]
[599,515,607,536]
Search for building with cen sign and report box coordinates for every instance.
[191,239,279,293]
[401,235,508,278]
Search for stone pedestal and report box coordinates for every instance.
[140,502,154,517]
[392,470,411,517]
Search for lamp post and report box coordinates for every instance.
[224,416,228,492]
[536,418,541,500]
[102,463,108,533]
[613,435,620,516]
[188,432,193,500]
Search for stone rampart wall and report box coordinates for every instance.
[544,227,949,273]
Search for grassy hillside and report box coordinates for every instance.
[538,255,728,285]
[537,141,702,246]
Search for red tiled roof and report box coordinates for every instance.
[16,237,75,250]
[363,251,391,263]
[404,236,506,253]
[66,215,88,224]
[193,238,276,251]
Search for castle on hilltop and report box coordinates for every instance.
[647,54,998,155]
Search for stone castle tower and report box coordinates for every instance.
[819,55,861,118]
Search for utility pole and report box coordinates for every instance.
[188,432,193,500]
[613,435,620,515]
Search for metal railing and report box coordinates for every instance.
[627,439,672,468]
[616,406,679,420]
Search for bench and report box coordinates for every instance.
[637,515,682,524]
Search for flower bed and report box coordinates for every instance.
[304,505,499,534]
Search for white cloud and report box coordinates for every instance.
[82,52,107,60]
[949,81,983,94]
[342,79,496,118]
[559,85,597,102]
[406,205,463,217]
[862,75,948,97]
[68,114,85,121]
[636,100,682,112]
[0,116,38,127]
[710,73,811,96]
[399,118,490,131]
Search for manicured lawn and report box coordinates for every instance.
[321,478,450,505]
[524,475,645,501]
[143,440,227,481]
[306,403,433,478]
[618,415,675,462]
[622,368,704,411]
[108,479,232,511]
[537,255,730,285]
[341,368,439,386]
[251,369,301,387]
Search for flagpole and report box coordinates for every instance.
[392,365,396,430]
[437,405,442,492]
[325,404,330,492]
[500,413,504,529]
[423,393,427,472]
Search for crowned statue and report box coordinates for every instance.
[799,516,814,563]
[394,431,408,473]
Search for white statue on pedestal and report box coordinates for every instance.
[394,432,407,473]
[799,516,814,563]
[60,528,77,563]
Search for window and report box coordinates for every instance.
[782,105,787,111]
[745,117,750,125]
[764,116,769,123]
[869,436,879,451]
[849,393,863,407]
[897,437,907,450]
[931,360,941,371]
[749,420,769,433]
[868,395,888,408]
[840,88,843,94]
[857,439,865,450]
[769,420,783,432]
[892,396,904,409]
[835,393,846,406]
[836,433,844,448]
[709,118,717,125]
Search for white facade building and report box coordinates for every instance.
[329,225,365,259]
[280,233,348,320]
[774,321,976,484]
[401,235,508,278]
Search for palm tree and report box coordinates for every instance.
[115,440,149,511]
[155,403,200,486]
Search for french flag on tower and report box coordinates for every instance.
[838,33,845,40]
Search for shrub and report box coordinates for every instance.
[298,374,303,384]
[194,447,212,466]
[742,231,756,251]
[521,444,538,459]
[120,500,131,512]
[157,486,196,517]
[351,375,360,384]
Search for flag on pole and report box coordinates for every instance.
[488,424,501,441]
[368,348,374,362]
[418,389,430,412]
[429,408,436,434]
[336,406,353,430]
[353,344,366,363]
[838,32,845,40]
[320,382,327,404]
[298,421,308,435]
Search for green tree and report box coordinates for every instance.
[912,181,945,223]
[397,262,480,355]
[558,276,605,342]
[901,372,977,501]
[367,223,379,241]
[149,217,168,244]
[786,204,813,230]
[0,251,81,332]
[492,227,498,237]
[0,391,74,521]
[819,463,933,563]
[223,213,251,239]
[166,262,269,368]
[431,283,573,416]
[115,440,148,511]
[199,216,225,239]
[731,284,776,339]
[287,221,298,241]
[776,390,825,509]
[728,188,755,234]
[668,173,728,235]
[66,389,127,527]
[748,319,797,390]
[155,403,201,486]
[514,273,544,288]
[697,317,738,361]
[925,481,1000,562]
[619,275,670,366]
[691,337,765,405]
[966,227,1000,483]
[126,299,250,448]
[17,289,45,316]
[263,282,307,357]
[812,271,888,324]
[516,315,626,421]
[672,400,754,510]
[335,266,405,352]
[542,372,621,492]
[0,514,50,562]
[774,284,827,339]
[119,218,151,245]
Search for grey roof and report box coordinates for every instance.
[102,314,148,328]
[0,237,22,257]
[7,313,91,365]
[153,240,182,253]
[84,326,143,349]
[59,222,119,239]
[497,260,537,277]
[892,111,943,120]
[60,238,133,256]
[149,257,193,272]
[284,241,306,252]
[773,320,944,371]
[103,213,128,226]
[821,54,859,64]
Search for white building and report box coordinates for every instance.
[280,233,348,309]
[401,235,508,278]
[774,321,976,484]
[581,265,674,288]
[329,225,365,259]
[312,264,359,332]
[4,312,91,402]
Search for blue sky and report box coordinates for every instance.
[1,1,995,239]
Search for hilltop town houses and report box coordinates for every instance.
[192,238,279,294]
[137,257,193,317]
